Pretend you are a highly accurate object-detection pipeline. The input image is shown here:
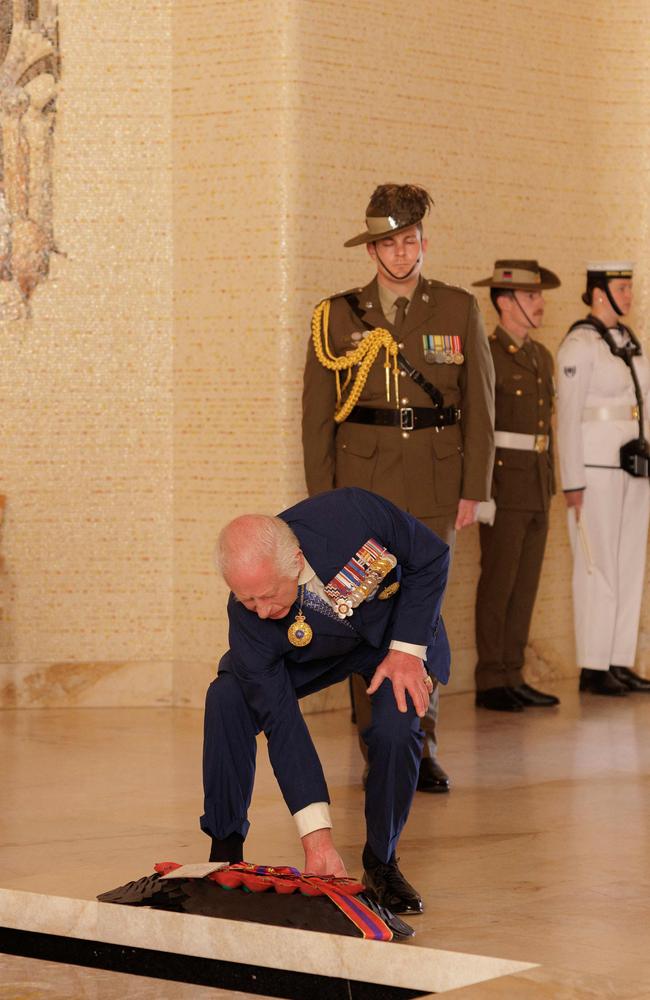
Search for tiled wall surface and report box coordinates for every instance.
[172,0,298,704]
[1,1,648,709]
[173,0,650,709]
[0,2,174,706]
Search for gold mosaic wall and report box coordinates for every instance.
[173,0,650,709]
[1,0,648,710]
[0,1,173,706]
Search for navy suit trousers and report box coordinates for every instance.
[201,652,424,863]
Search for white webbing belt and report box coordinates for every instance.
[494,430,549,452]
[582,405,638,422]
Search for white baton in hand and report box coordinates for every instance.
[576,514,594,575]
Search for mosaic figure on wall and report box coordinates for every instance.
[0,0,59,320]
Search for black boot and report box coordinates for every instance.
[610,666,650,692]
[579,668,627,697]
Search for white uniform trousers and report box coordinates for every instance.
[568,467,649,670]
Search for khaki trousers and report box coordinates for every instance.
[474,507,549,690]
[351,511,456,761]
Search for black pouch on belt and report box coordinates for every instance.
[620,438,650,478]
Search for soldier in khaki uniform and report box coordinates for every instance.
[472,260,561,712]
[302,184,495,789]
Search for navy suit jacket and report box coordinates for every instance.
[221,487,450,815]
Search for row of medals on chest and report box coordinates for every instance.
[288,555,397,648]
[347,329,463,365]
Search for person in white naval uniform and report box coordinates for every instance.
[557,262,650,696]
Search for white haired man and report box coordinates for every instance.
[201,487,450,913]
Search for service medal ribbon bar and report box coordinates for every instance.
[423,334,464,365]
[324,538,397,618]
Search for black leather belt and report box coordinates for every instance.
[347,405,460,431]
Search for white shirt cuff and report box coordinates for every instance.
[390,640,427,659]
[293,802,332,838]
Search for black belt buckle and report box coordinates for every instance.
[400,407,414,431]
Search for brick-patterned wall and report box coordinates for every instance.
[1,1,648,709]
[172,0,650,707]
[0,2,174,706]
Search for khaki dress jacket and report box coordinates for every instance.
[302,275,495,520]
[489,325,555,512]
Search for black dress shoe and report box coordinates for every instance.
[475,686,524,712]
[510,683,560,707]
[362,844,423,915]
[579,668,627,696]
[417,756,450,793]
[610,666,650,692]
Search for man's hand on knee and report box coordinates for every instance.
[302,828,347,877]
[366,650,431,717]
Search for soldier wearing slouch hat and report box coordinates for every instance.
[472,259,561,713]
[302,183,495,788]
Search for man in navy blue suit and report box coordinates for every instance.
[201,487,450,913]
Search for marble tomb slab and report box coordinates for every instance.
[0,886,536,995]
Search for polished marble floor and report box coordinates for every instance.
[1,679,649,997]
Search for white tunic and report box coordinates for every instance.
[556,322,650,670]
[556,324,650,488]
